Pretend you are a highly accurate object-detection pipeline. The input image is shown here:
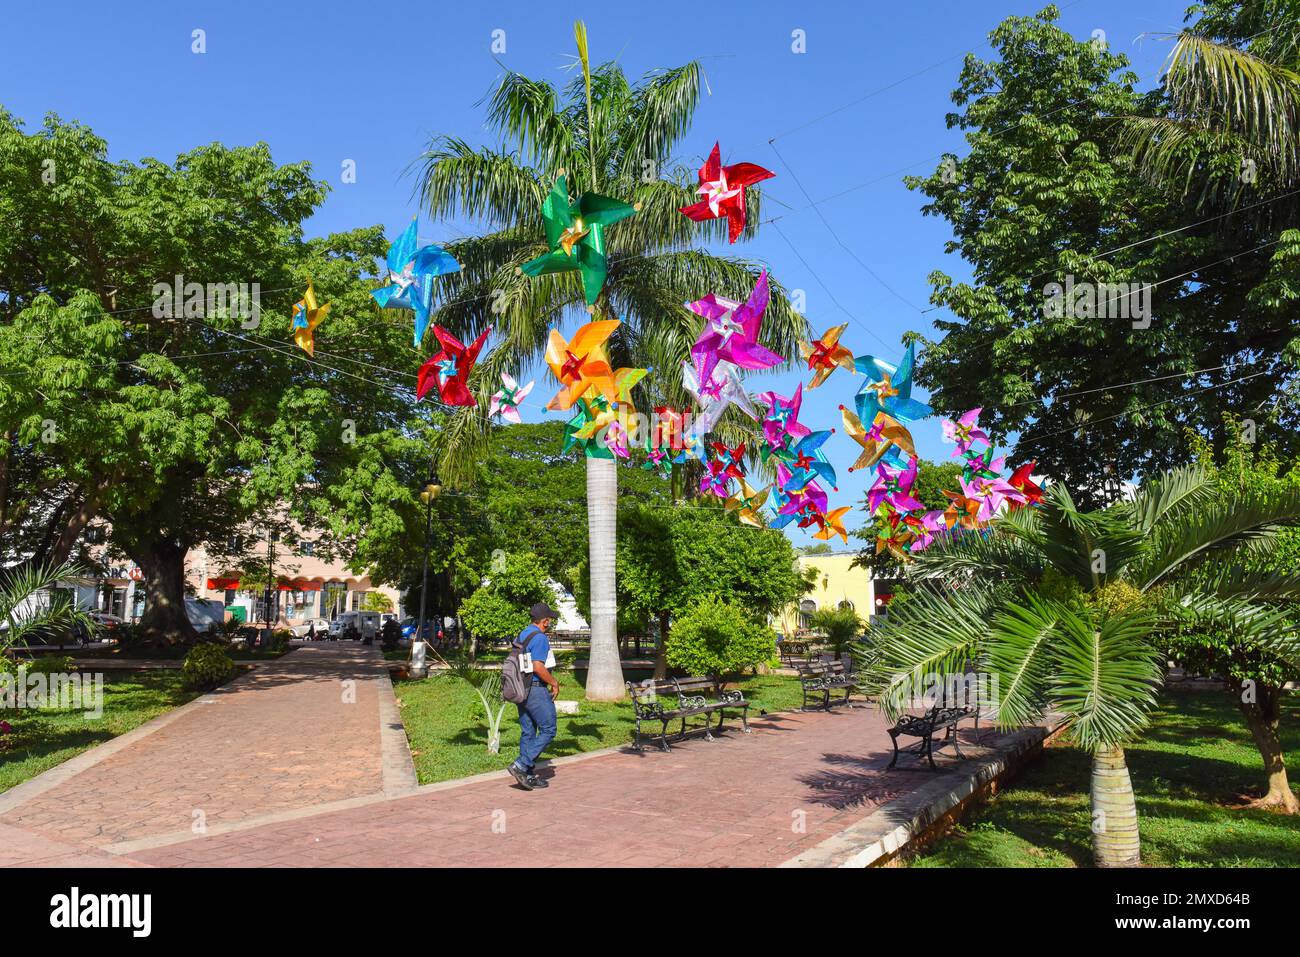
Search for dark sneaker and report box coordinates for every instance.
[507,764,535,790]
[526,774,549,789]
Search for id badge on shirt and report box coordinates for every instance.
[520,651,534,674]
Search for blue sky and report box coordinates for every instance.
[1,0,1191,546]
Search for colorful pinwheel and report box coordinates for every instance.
[808,506,851,544]
[799,323,856,389]
[942,489,984,531]
[372,218,461,346]
[682,359,758,435]
[520,173,638,306]
[543,319,620,411]
[875,525,916,562]
[489,373,534,424]
[775,430,837,491]
[700,458,733,497]
[1007,461,1044,508]
[840,406,916,472]
[907,510,948,552]
[724,479,770,527]
[686,270,783,385]
[866,458,924,514]
[854,341,933,426]
[942,408,990,457]
[641,427,672,477]
[758,383,812,451]
[564,396,616,459]
[960,446,1006,484]
[961,474,1025,521]
[678,142,775,243]
[416,326,490,406]
[290,279,329,357]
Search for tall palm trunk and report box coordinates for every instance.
[585,456,623,699]
[1090,745,1141,866]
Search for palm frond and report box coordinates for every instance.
[414,139,547,231]
[984,593,1062,730]
[0,560,92,649]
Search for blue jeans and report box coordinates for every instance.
[515,684,557,770]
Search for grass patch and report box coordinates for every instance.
[910,692,1300,868]
[395,666,803,785]
[0,672,200,793]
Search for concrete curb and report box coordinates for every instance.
[779,721,1059,868]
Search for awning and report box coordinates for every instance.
[276,578,322,592]
[207,577,241,590]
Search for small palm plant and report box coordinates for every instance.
[861,465,1300,866]
[1,561,92,655]
[429,647,510,754]
[808,606,864,657]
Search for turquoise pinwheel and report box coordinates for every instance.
[853,341,932,426]
[372,217,461,346]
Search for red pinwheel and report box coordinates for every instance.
[679,142,775,244]
[1007,461,1044,508]
[417,325,491,406]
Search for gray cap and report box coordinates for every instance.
[530,602,558,622]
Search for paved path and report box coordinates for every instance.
[0,643,413,862]
[0,642,1029,866]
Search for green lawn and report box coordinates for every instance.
[910,692,1300,867]
[0,672,199,793]
[395,666,804,784]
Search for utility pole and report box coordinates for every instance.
[411,473,441,678]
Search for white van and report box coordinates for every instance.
[329,611,382,641]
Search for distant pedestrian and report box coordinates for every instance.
[506,602,559,791]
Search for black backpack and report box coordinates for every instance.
[500,626,540,704]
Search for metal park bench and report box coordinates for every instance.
[796,658,862,711]
[626,677,751,752]
[886,703,973,770]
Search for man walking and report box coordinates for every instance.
[507,602,560,791]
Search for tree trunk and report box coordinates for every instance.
[655,610,669,680]
[133,537,198,645]
[584,456,623,700]
[1090,745,1141,867]
[1239,688,1300,813]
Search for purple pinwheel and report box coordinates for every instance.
[681,358,759,435]
[686,270,783,386]
[909,510,948,552]
[758,383,812,450]
[777,464,829,517]
[961,474,1026,521]
[866,458,925,514]
[942,408,990,457]
[700,458,733,497]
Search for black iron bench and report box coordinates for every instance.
[796,658,861,711]
[626,677,751,752]
[778,639,810,665]
[886,703,973,770]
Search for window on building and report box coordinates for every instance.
[301,540,315,557]
[798,599,817,631]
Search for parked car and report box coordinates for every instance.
[289,618,330,639]
[328,611,381,641]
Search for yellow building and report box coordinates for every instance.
[777,550,876,638]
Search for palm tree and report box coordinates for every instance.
[1119,4,1300,212]
[414,23,806,700]
[1,561,93,653]
[861,466,1300,866]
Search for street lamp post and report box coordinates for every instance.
[411,473,441,678]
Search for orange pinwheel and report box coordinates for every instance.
[724,479,770,527]
[875,526,915,561]
[942,489,984,530]
[811,505,852,544]
[544,319,621,410]
[799,323,856,389]
[840,406,917,472]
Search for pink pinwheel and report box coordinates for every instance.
[866,458,925,514]
[942,408,990,457]
[686,270,783,386]
[908,510,948,552]
[488,372,534,424]
[758,383,812,450]
[960,474,1026,521]
[605,419,631,459]
[777,465,829,517]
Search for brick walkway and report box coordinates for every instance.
[0,648,1031,867]
[0,643,413,861]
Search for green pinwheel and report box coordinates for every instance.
[520,172,638,307]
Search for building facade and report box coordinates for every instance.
[778,551,876,637]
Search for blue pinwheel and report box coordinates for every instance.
[372,217,461,346]
[853,341,933,426]
[777,430,837,491]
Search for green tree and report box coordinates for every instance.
[863,466,1300,866]
[808,606,864,656]
[360,592,393,613]
[0,112,419,643]
[413,24,806,698]
[458,550,552,644]
[665,598,778,689]
[904,6,1300,497]
[1164,419,1300,811]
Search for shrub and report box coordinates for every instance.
[808,607,864,655]
[181,643,236,691]
[665,599,777,686]
[458,589,527,643]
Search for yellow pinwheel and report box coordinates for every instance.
[290,280,330,356]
